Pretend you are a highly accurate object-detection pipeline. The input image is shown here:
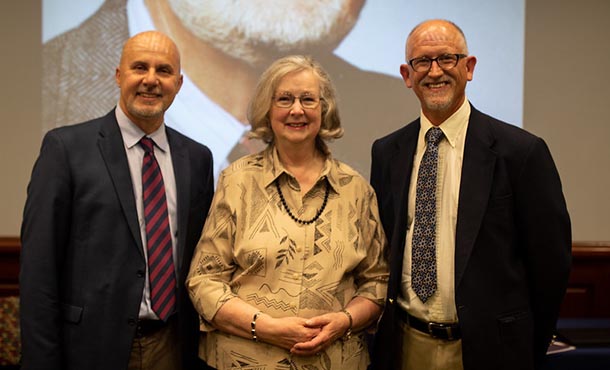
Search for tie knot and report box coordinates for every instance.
[425,127,444,146]
[139,137,155,154]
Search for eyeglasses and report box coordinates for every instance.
[272,93,322,109]
[408,53,468,73]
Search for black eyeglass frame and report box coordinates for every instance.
[408,53,468,72]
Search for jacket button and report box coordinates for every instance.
[128,318,136,326]
[137,270,145,278]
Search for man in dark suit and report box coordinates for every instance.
[20,31,214,370]
[369,20,571,370]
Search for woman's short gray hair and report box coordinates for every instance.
[247,55,343,155]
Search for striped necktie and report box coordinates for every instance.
[139,137,176,321]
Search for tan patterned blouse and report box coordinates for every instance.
[187,147,388,370]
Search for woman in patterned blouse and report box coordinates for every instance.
[187,55,389,370]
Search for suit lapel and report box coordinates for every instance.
[167,129,191,273]
[455,108,497,288]
[97,111,144,257]
[387,121,420,286]
[391,121,420,240]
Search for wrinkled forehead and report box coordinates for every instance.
[407,22,466,56]
[128,33,175,53]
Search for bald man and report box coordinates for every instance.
[21,31,214,370]
[369,20,571,370]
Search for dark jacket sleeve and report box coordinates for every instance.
[20,131,72,370]
[181,143,215,370]
[514,137,571,365]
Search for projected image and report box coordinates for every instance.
[43,0,524,180]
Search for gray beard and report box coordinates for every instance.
[424,98,454,113]
[167,0,362,66]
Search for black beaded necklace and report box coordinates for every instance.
[275,178,330,225]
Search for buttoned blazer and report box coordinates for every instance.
[20,109,214,370]
[369,106,571,370]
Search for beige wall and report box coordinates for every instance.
[1,2,42,236]
[1,0,609,241]
[523,0,610,241]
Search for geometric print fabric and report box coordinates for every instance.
[411,127,444,303]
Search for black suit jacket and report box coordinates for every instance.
[20,109,214,370]
[369,106,571,370]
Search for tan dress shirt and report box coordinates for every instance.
[187,146,388,370]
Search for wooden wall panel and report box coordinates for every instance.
[0,237,20,296]
[560,242,610,318]
[2,237,610,318]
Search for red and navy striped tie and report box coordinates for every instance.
[140,137,176,321]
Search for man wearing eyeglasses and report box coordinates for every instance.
[369,19,571,370]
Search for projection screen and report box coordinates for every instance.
[42,0,524,181]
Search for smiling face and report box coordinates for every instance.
[400,20,477,125]
[115,31,183,133]
[269,69,322,152]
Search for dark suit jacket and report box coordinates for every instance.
[20,109,214,370]
[369,106,571,370]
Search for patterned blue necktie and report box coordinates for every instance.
[412,127,444,303]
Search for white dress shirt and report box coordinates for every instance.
[398,99,470,323]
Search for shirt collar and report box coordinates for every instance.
[420,98,471,148]
[115,105,169,152]
[261,146,339,194]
